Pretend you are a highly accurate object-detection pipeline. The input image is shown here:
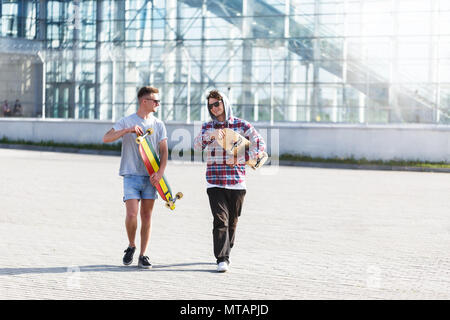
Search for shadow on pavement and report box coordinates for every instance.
[0,262,217,275]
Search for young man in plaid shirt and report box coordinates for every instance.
[194,89,266,272]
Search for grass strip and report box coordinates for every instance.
[280,153,450,169]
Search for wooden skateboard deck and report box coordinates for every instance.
[215,128,268,169]
[135,128,182,210]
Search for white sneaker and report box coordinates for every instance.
[217,262,229,273]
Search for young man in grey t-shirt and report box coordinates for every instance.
[103,86,168,269]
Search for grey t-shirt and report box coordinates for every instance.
[113,113,167,176]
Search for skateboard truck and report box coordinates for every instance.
[165,192,183,210]
[251,152,269,170]
[136,128,154,144]
[230,136,243,152]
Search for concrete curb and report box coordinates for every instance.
[1,143,449,173]
[278,160,450,173]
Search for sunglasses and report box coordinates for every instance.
[144,98,160,104]
[208,101,221,109]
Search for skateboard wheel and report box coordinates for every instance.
[146,128,154,135]
[166,200,175,210]
[175,192,183,200]
[136,136,143,144]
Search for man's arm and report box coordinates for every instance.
[103,125,143,143]
[193,123,217,151]
[244,122,266,160]
[150,138,168,186]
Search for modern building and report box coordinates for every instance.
[1,0,449,124]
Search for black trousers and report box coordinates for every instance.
[207,187,246,264]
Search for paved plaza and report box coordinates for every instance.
[0,148,449,300]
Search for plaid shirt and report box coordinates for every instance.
[194,117,266,186]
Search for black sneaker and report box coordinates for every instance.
[123,246,136,266]
[138,255,152,269]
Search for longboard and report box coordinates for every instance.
[135,128,182,210]
[215,128,268,169]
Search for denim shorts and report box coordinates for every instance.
[123,175,158,202]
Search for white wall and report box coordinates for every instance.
[0,118,449,162]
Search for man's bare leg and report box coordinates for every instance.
[125,199,140,248]
[139,199,155,256]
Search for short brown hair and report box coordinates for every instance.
[207,90,222,101]
[137,86,159,99]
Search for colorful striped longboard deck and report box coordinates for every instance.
[135,128,182,210]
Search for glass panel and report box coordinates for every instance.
[1,0,447,123]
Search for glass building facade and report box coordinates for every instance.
[1,0,450,124]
